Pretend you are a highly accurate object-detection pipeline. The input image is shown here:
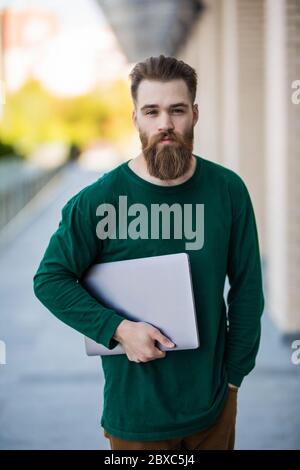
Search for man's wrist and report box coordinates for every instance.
[113,319,131,342]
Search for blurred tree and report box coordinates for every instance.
[0,140,20,159]
[0,79,134,158]
[68,142,81,161]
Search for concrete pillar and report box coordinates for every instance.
[235,0,266,255]
[265,0,289,331]
[177,0,222,164]
[286,0,300,333]
[219,0,239,172]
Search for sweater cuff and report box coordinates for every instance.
[226,368,245,388]
[96,311,125,350]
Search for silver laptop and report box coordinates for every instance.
[82,252,200,356]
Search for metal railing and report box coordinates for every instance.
[0,156,65,231]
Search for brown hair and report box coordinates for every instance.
[129,54,198,106]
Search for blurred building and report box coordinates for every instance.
[0,2,129,98]
[0,12,5,119]
[0,7,58,91]
[97,0,300,335]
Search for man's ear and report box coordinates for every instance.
[193,103,199,126]
[132,109,137,129]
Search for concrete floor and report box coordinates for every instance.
[0,163,299,450]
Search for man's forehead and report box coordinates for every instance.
[137,79,190,106]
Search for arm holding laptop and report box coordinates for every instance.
[33,197,124,350]
[33,195,173,361]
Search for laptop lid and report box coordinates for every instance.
[82,252,200,356]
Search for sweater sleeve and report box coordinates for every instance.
[33,195,125,349]
[225,180,265,387]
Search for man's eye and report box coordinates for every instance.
[146,109,184,115]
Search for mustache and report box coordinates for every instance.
[144,131,186,151]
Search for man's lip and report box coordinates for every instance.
[160,138,174,142]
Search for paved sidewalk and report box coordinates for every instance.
[235,312,300,449]
[0,163,110,450]
[0,162,299,450]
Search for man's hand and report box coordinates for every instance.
[113,319,175,363]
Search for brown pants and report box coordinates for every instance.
[104,387,238,450]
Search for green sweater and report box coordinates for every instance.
[33,155,265,441]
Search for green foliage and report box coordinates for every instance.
[0,79,134,156]
[0,140,18,159]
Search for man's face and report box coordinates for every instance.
[132,79,199,180]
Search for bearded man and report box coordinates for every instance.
[33,55,264,450]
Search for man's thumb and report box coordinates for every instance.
[154,330,175,348]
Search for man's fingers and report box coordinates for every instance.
[150,348,166,361]
[152,330,175,348]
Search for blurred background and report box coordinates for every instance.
[0,0,299,450]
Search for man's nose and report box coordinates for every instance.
[158,113,175,133]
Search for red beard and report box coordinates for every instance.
[139,127,194,180]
